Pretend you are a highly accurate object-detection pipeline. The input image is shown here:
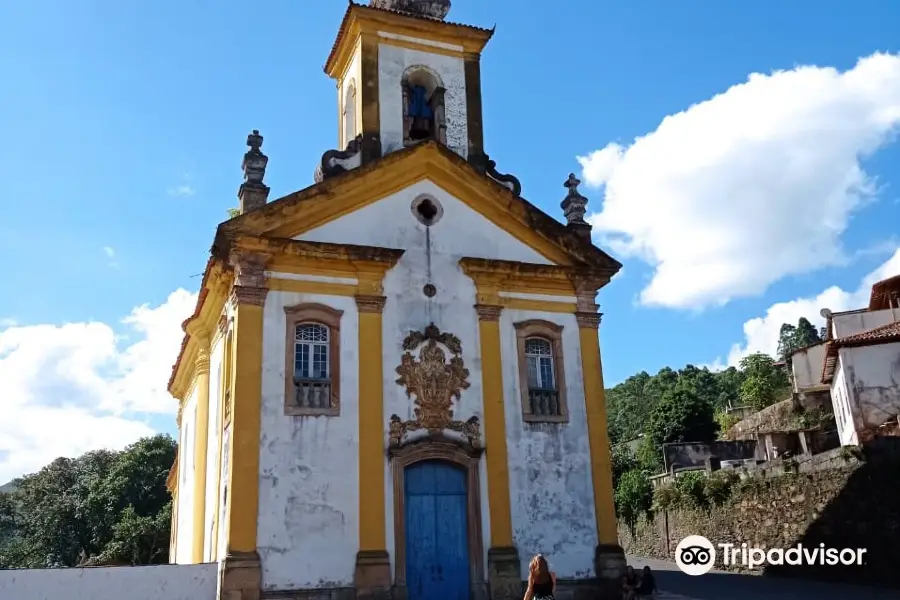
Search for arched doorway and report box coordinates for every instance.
[390,439,485,600]
[405,461,469,600]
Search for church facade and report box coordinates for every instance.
[166,2,625,600]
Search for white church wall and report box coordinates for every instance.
[500,309,598,580]
[377,40,468,157]
[299,181,555,578]
[256,290,361,591]
[175,387,198,564]
[0,563,218,600]
[203,334,225,562]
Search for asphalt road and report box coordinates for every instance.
[627,556,898,600]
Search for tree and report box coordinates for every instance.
[227,207,241,219]
[776,317,822,365]
[614,469,653,532]
[647,387,719,450]
[739,352,789,410]
[0,435,175,569]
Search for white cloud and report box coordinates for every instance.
[577,52,900,310]
[103,246,119,269]
[167,184,196,198]
[721,248,900,366]
[0,289,197,482]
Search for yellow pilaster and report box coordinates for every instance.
[356,294,388,551]
[223,255,267,554]
[190,331,211,563]
[475,304,514,548]
[577,311,618,545]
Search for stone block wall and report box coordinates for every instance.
[619,441,900,587]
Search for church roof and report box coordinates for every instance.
[214,140,622,273]
[325,2,494,76]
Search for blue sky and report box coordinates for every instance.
[1,0,899,480]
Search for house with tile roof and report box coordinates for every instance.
[820,276,900,446]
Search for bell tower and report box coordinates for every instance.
[322,0,493,168]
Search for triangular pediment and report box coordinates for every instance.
[217,142,621,272]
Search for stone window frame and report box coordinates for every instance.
[283,303,344,417]
[514,319,569,423]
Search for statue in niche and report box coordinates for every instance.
[407,85,433,140]
[402,67,447,146]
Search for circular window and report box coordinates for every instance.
[411,194,443,226]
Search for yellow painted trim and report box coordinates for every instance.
[477,316,514,547]
[578,325,618,545]
[268,278,358,297]
[190,338,211,564]
[170,264,233,401]
[223,301,264,553]
[326,5,492,79]
[357,306,387,551]
[501,298,576,313]
[248,145,575,266]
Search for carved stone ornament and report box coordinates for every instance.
[314,134,363,183]
[389,323,482,448]
[469,152,522,197]
[370,0,451,20]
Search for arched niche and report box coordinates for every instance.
[401,65,447,146]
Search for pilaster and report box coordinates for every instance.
[355,294,391,600]
[474,304,520,600]
[190,327,212,564]
[222,251,267,572]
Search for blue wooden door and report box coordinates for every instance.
[405,460,470,600]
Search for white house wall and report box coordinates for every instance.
[175,388,198,564]
[203,334,225,562]
[377,41,468,157]
[500,309,598,580]
[0,563,218,600]
[840,343,900,436]
[832,308,897,338]
[830,359,856,446]
[790,343,827,391]
[257,291,361,591]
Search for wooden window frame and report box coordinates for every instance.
[284,303,343,417]
[514,319,569,423]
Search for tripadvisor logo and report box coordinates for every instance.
[675,535,716,575]
[675,535,868,575]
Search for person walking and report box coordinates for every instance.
[523,554,557,600]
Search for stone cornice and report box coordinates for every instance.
[575,312,603,330]
[474,304,503,322]
[355,295,387,314]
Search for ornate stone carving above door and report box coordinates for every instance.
[389,323,482,449]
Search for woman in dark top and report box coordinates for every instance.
[524,554,556,600]
[636,566,657,597]
[622,565,639,600]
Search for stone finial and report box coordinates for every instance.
[369,0,451,20]
[561,173,593,241]
[238,130,270,214]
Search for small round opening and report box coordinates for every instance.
[411,195,443,226]
[416,199,438,222]
[423,284,437,298]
